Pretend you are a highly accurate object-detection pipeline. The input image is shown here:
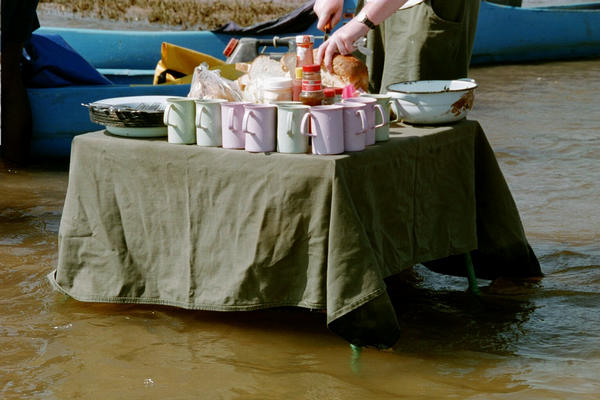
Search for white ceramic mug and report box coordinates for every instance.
[343,97,385,146]
[163,97,196,144]
[361,93,396,142]
[242,104,277,153]
[300,105,344,155]
[221,102,249,149]
[342,103,368,152]
[194,99,227,147]
[277,104,310,154]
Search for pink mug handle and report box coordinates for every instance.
[242,109,255,135]
[300,112,316,137]
[228,107,236,131]
[356,109,367,135]
[374,104,386,129]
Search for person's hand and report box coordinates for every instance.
[313,0,344,32]
[316,19,369,72]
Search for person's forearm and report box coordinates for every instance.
[315,0,423,70]
[359,0,413,26]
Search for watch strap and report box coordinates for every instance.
[356,10,377,29]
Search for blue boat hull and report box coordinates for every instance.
[472,1,600,64]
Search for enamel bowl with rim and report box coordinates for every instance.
[386,78,477,125]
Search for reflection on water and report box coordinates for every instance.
[1,58,600,398]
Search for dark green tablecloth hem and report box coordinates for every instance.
[325,288,385,323]
[48,271,329,311]
[50,269,388,326]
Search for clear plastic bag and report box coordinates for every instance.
[187,63,242,102]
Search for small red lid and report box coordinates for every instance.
[334,87,344,95]
[323,88,335,97]
[223,38,239,57]
[302,64,320,72]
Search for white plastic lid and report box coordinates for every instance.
[263,77,293,90]
[296,35,314,44]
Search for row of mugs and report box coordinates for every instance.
[163,95,401,155]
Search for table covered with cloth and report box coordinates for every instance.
[49,120,541,347]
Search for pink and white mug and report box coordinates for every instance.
[242,104,277,153]
[300,105,345,155]
[342,103,368,152]
[343,97,385,146]
[221,102,250,149]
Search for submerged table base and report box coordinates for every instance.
[51,120,541,347]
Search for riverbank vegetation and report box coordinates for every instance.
[38,0,306,29]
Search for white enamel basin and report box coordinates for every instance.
[386,79,477,125]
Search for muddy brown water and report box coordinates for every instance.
[2,7,600,398]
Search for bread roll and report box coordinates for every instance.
[313,50,369,92]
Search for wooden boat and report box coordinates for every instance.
[28,0,600,158]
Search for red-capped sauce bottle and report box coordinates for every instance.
[295,35,314,68]
[299,64,324,106]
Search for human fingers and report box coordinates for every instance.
[334,20,369,54]
[317,13,334,32]
[336,33,355,55]
[314,0,344,31]
[330,7,343,27]
[316,39,329,66]
[323,37,342,72]
[328,26,355,55]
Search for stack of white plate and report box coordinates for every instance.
[83,95,182,137]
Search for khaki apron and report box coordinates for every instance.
[357,0,480,93]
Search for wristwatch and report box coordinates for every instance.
[355,10,377,30]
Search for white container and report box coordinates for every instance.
[261,77,293,104]
[194,98,227,147]
[276,104,310,154]
[386,79,477,124]
[163,97,196,144]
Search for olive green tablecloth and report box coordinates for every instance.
[50,120,541,347]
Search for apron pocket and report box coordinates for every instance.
[428,0,464,25]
